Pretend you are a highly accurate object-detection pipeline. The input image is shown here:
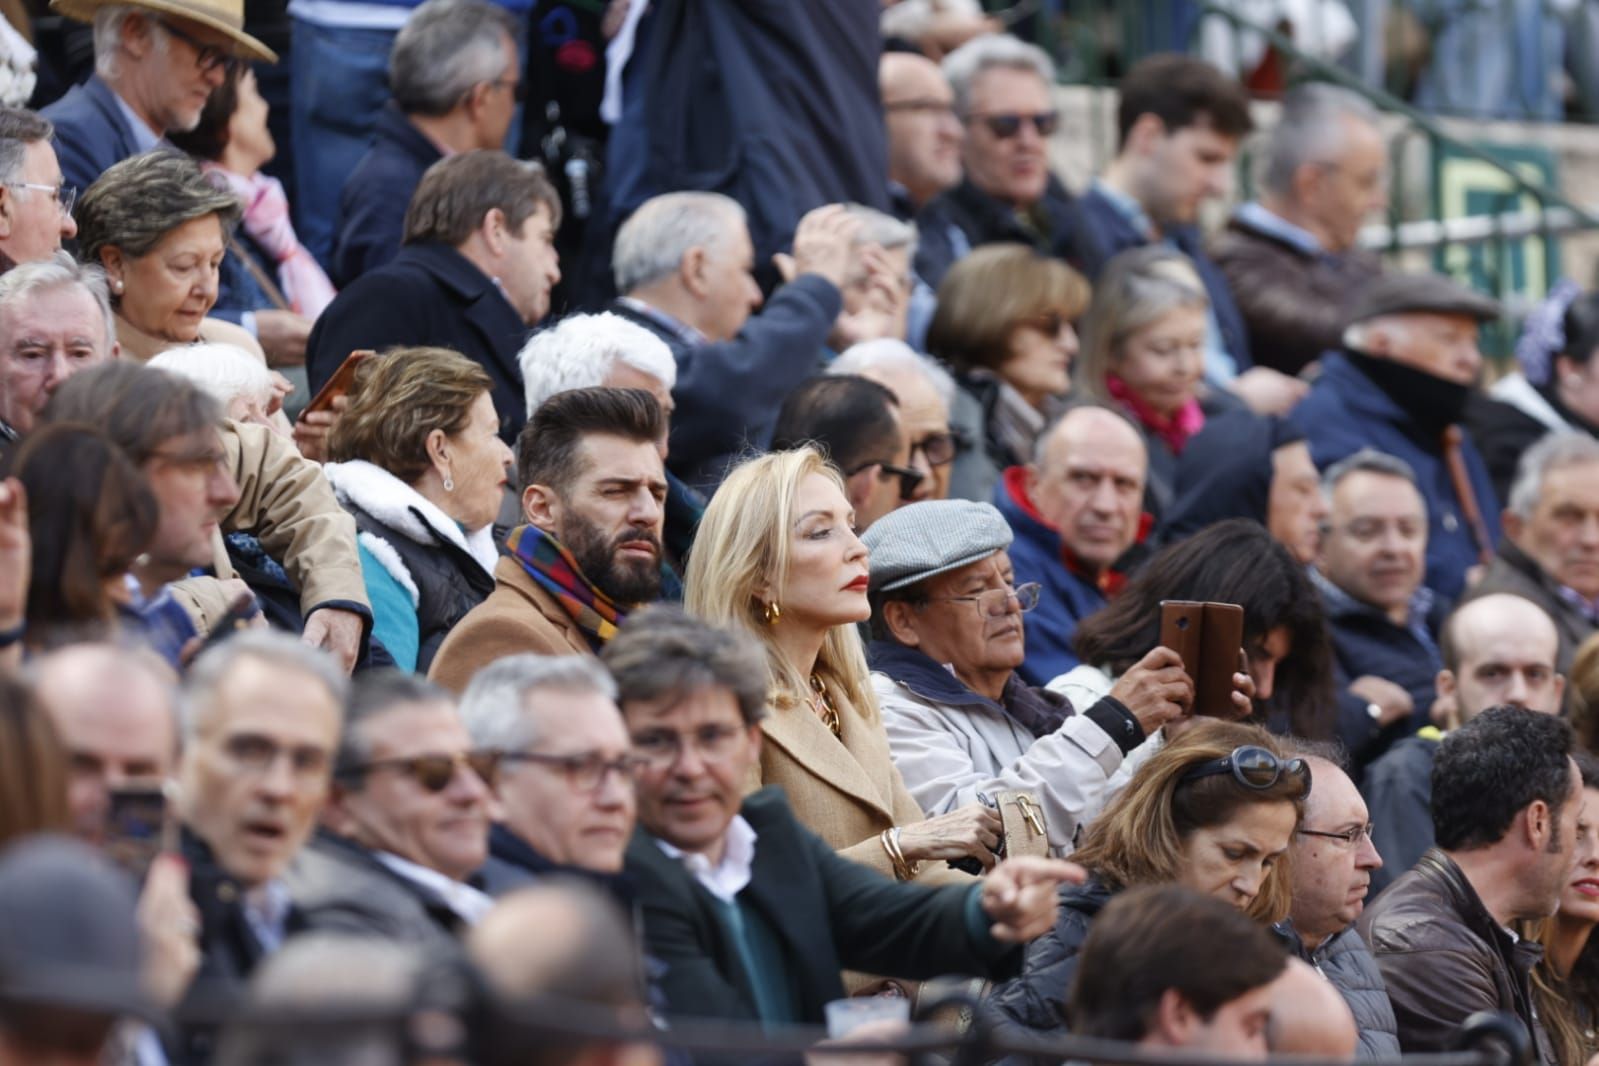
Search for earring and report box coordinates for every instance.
[111,279,123,293]
[442,473,454,492]
[762,601,781,625]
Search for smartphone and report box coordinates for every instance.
[104,781,177,882]
[1159,600,1246,717]
[302,349,373,416]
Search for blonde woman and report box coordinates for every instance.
[685,446,999,883]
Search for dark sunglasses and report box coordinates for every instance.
[343,751,501,793]
[970,110,1059,139]
[1180,745,1312,795]
[1023,310,1070,336]
[159,18,240,76]
[846,459,926,502]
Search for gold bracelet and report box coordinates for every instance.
[882,827,919,881]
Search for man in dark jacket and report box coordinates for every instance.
[307,151,561,446]
[1291,272,1503,603]
[1209,83,1386,377]
[330,0,519,286]
[608,193,853,492]
[1358,706,1579,1066]
[604,605,1080,1028]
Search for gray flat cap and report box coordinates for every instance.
[863,500,1013,592]
[1347,271,1502,326]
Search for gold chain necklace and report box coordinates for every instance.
[808,675,842,738]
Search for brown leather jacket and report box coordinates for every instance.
[1358,849,1556,1066]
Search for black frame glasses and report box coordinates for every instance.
[498,750,648,792]
[968,110,1059,139]
[847,459,926,502]
[1180,745,1312,795]
[342,750,501,793]
[159,18,240,76]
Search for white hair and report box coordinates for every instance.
[611,192,746,295]
[93,6,167,82]
[842,203,918,261]
[0,250,115,355]
[941,33,1055,115]
[180,631,348,741]
[458,653,617,751]
[1261,82,1382,200]
[518,312,677,418]
[149,343,275,409]
[881,0,983,42]
[829,338,956,409]
[1508,432,1599,519]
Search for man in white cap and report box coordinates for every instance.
[862,498,1196,854]
[42,0,275,192]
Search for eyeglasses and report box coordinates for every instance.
[910,432,958,468]
[631,724,746,770]
[221,733,330,781]
[1180,745,1312,795]
[499,750,648,793]
[968,110,1059,139]
[343,751,501,793]
[924,581,1042,618]
[159,18,240,76]
[848,459,926,502]
[1021,311,1071,337]
[5,182,75,216]
[1298,823,1375,848]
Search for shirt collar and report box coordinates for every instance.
[1233,201,1325,256]
[375,851,495,924]
[241,879,292,954]
[654,814,757,904]
[617,296,707,346]
[1092,179,1156,241]
[108,88,164,154]
[1558,584,1599,624]
[1310,565,1435,633]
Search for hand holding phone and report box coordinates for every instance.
[1158,600,1245,718]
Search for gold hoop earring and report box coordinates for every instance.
[762,601,782,625]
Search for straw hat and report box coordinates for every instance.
[50,0,277,63]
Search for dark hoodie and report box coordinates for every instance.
[1164,410,1305,541]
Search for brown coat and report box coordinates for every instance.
[427,556,593,691]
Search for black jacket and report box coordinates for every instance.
[1165,409,1303,541]
[1358,849,1556,1065]
[332,105,444,287]
[624,786,1020,1027]
[929,175,1077,275]
[981,877,1116,1040]
[306,242,530,444]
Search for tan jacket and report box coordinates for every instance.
[753,686,968,888]
[428,556,593,691]
[170,421,369,634]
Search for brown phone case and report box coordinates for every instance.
[303,349,373,415]
[1159,600,1245,717]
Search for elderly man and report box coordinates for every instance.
[1360,707,1577,1064]
[771,375,914,533]
[460,655,639,888]
[0,109,77,271]
[605,604,1081,1028]
[0,253,116,443]
[1211,84,1387,376]
[829,204,918,350]
[830,338,958,501]
[289,672,497,950]
[996,406,1149,685]
[1293,272,1503,602]
[607,192,856,492]
[174,633,346,1057]
[1310,450,1446,772]
[1363,593,1564,899]
[42,0,274,192]
[1467,432,1599,676]
[864,498,1193,855]
[331,0,519,285]
[1282,750,1400,1059]
[430,388,667,690]
[879,51,966,291]
[308,151,561,446]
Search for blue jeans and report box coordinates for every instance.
[290,18,398,269]
[1415,0,1565,119]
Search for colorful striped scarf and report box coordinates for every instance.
[506,524,625,650]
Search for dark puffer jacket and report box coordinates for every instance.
[981,877,1116,1040]
[1305,925,1403,1060]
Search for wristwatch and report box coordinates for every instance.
[1366,702,1383,722]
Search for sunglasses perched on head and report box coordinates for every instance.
[1179,745,1312,795]
[341,751,501,793]
[968,110,1059,139]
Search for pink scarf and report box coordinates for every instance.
[205,164,337,319]
[1106,373,1205,456]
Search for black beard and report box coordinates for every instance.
[559,514,662,606]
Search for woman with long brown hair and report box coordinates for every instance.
[1527,752,1599,1064]
[0,673,70,849]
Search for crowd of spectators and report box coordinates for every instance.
[4,2,1599,1066]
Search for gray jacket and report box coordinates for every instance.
[285,830,467,958]
[1310,925,1402,1060]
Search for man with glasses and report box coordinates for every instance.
[831,338,960,501]
[460,654,641,887]
[865,499,1189,856]
[771,374,916,534]
[0,109,77,273]
[605,604,1082,1029]
[289,671,497,951]
[879,51,967,294]
[43,0,274,192]
[1281,749,1400,1058]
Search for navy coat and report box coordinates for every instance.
[331,105,443,287]
[42,75,145,192]
[928,174,1077,287]
[306,241,529,443]
[1062,184,1253,373]
[1291,351,1500,603]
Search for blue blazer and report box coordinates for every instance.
[331,105,443,288]
[42,75,145,193]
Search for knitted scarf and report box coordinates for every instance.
[506,524,625,650]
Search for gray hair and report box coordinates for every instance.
[149,343,275,408]
[92,7,170,82]
[601,605,769,727]
[390,0,517,117]
[1261,82,1382,200]
[1320,446,1419,496]
[335,671,453,779]
[0,108,52,185]
[0,251,115,356]
[1508,432,1599,519]
[941,33,1055,116]
[829,338,957,409]
[612,192,746,295]
[842,203,918,255]
[519,312,677,418]
[181,631,349,741]
[76,151,241,265]
[459,654,617,752]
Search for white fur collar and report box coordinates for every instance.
[322,460,498,575]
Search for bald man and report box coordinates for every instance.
[1364,593,1564,895]
[879,49,971,301]
[1268,959,1359,1061]
[997,405,1151,686]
